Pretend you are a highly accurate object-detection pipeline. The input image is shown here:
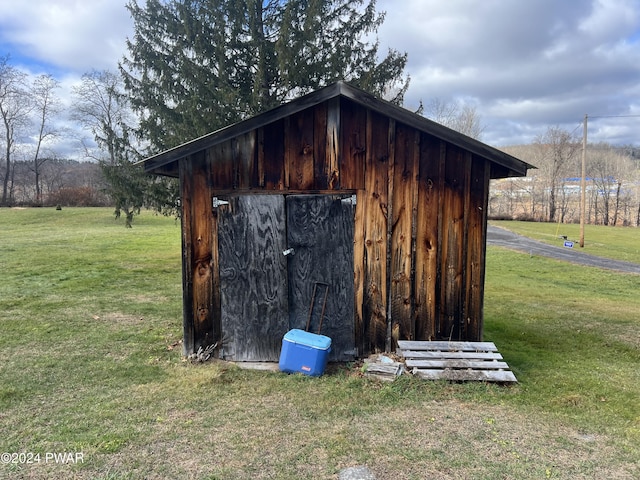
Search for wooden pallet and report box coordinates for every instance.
[397,341,517,383]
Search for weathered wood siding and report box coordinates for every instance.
[414,134,445,342]
[463,157,491,340]
[179,152,218,355]
[390,123,419,347]
[357,111,391,355]
[179,97,490,357]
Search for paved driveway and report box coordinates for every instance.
[486,225,640,275]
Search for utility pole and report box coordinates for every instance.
[579,114,587,248]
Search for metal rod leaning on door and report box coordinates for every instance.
[306,282,330,334]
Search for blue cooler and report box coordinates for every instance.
[279,329,332,377]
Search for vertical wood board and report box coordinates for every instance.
[191,154,215,349]
[207,140,234,190]
[361,111,390,353]
[353,188,365,356]
[439,145,467,340]
[340,99,366,190]
[286,109,315,190]
[261,120,286,190]
[313,102,329,189]
[414,134,444,341]
[179,160,195,355]
[233,131,257,189]
[390,123,418,344]
[385,119,396,352]
[326,97,341,189]
[463,156,490,341]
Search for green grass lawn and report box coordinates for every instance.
[1,208,638,479]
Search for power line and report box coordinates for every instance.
[569,121,583,136]
[587,114,640,119]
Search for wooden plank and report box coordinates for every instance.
[414,134,444,341]
[178,158,195,355]
[461,151,472,340]
[187,152,216,352]
[439,144,466,340]
[283,117,290,189]
[262,120,286,190]
[390,123,417,345]
[218,195,289,361]
[340,98,366,190]
[353,189,365,357]
[208,140,234,190]
[397,340,498,351]
[313,102,329,189]
[400,351,503,360]
[210,177,222,356]
[232,131,256,190]
[405,359,510,370]
[286,109,315,190]
[464,155,490,341]
[365,362,404,382]
[413,369,517,383]
[385,119,396,352]
[409,128,420,343]
[362,111,390,354]
[325,97,340,189]
[257,127,265,187]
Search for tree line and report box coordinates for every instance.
[2,0,637,228]
[492,128,640,226]
[1,0,409,224]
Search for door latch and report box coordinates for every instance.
[282,248,295,256]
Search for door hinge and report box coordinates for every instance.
[212,197,229,208]
[341,194,357,206]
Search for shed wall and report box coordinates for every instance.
[178,97,489,357]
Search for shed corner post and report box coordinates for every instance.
[179,152,218,356]
[179,160,195,356]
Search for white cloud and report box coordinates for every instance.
[0,0,131,73]
[1,0,639,152]
[376,0,640,145]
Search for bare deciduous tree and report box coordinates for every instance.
[71,70,132,164]
[0,55,31,206]
[587,144,635,226]
[423,97,485,140]
[30,74,62,205]
[533,127,580,222]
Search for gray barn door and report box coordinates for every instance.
[286,195,355,361]
[218,194,355,362]
[218,196,289,361]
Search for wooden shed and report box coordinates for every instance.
[141,81,531,362]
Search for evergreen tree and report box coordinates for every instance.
[121,0,408,151]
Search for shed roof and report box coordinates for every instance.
[141,81,533,178]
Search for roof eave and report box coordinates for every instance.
[140,81,532,179]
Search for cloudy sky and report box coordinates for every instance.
[1,0,639,157]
